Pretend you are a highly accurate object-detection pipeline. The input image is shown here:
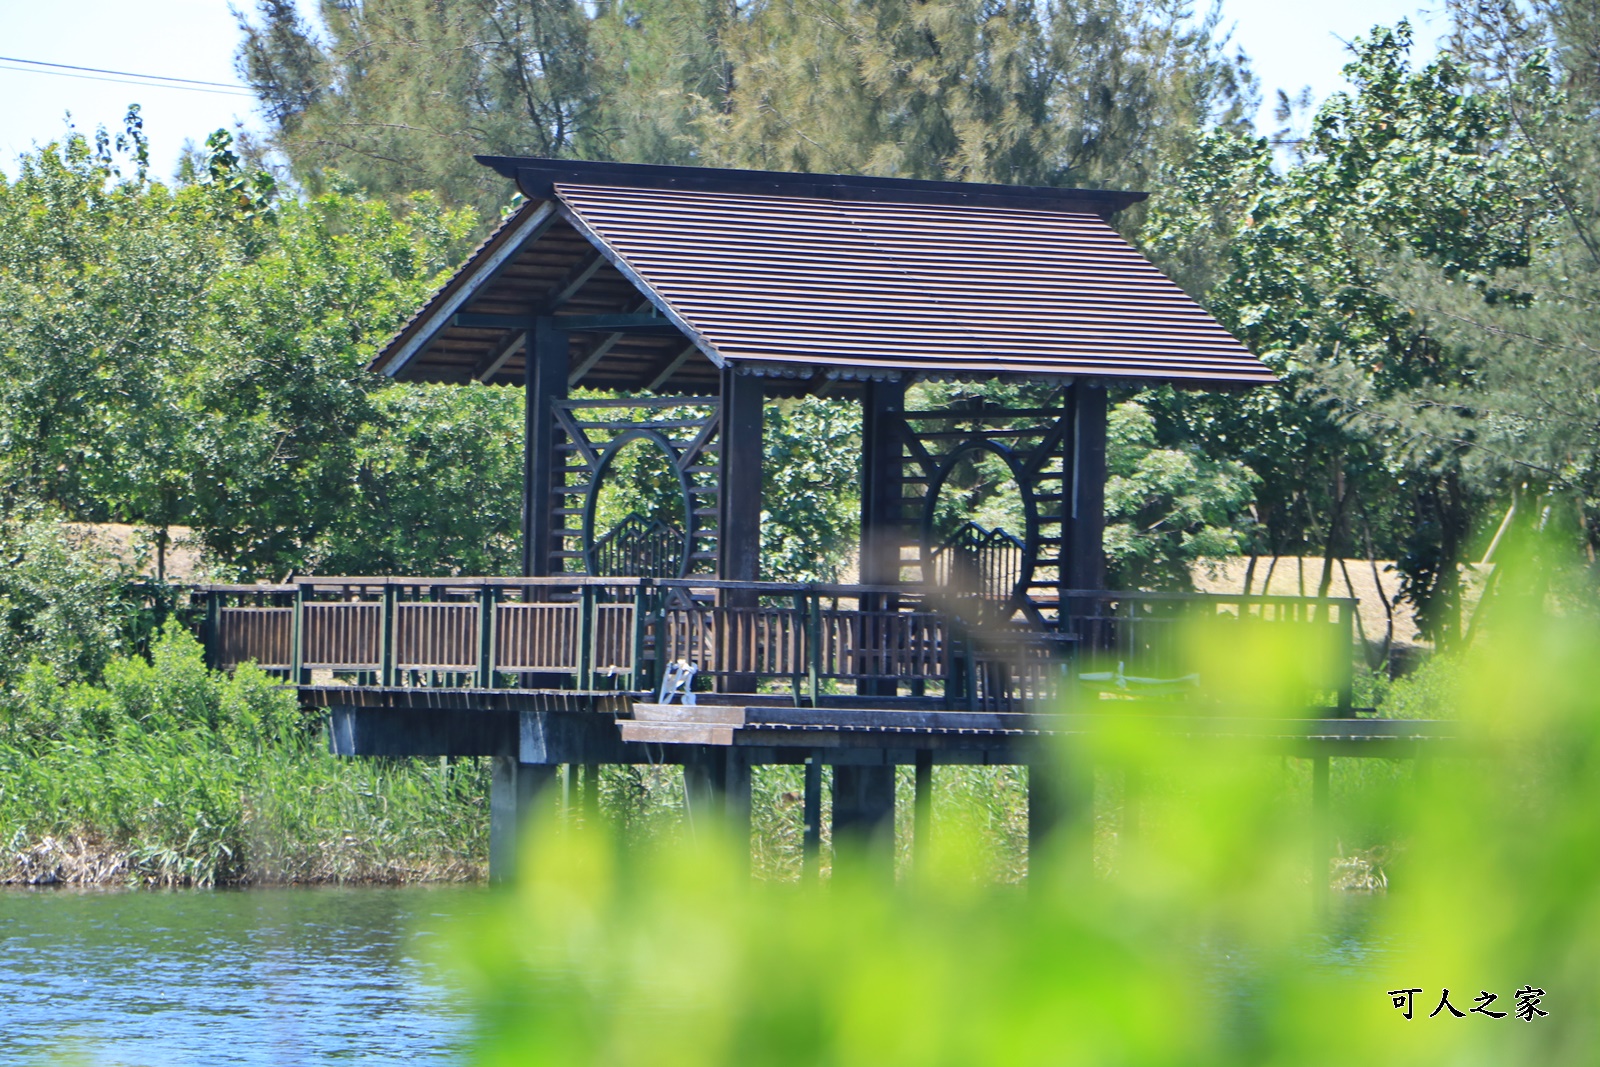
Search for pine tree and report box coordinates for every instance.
[236,0,1256,220]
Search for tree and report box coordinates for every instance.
[0,110,221,558]
[0,121,495,579]
[696,0,1255,199]
[237,0,595,221]
[1104,399,1256,590]
[1140,22,1546,641]
[315,383,525,575]
[237,0,1257,224]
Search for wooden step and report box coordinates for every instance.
[620,720,735,745]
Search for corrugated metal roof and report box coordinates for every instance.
[369,159,1274,391]
[556,184,1274,385]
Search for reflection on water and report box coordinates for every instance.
[0,885,484,1066]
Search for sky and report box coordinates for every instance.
[0,1,1446,182]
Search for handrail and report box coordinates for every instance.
[1055,588,1359,608]
[192,576,1363,713]
[188,577,1358,608]
[190,575,652,593]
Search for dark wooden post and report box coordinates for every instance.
[522,316,567,578]
[577,584,595,689]
[847,380,906,851]
[683,747,728,833]
[802,755,823,877]
[201,590,220,670]
[859,379,906,593]
[717,367,764,692]
[489,757,557,884]
[477,583,498,689]
[1122,765,1142,847]
[832,763,896,876]
[581,762,601,824]
[1311,753,1331,916]
[1029,748,1093,887]
[290,582,307,685]
[379,583,397,688]
[1063,381,1108,596]
[912,750,933,869]
[725,750,752,870]
[630,579,654,695]
[522,316,569,702]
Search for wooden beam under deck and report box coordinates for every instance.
[622,703,1463,758]
[314,683,1458,763]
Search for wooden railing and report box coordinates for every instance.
[192,578,1360,713]
[198,578,647,690]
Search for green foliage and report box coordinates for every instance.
[760,398,861,583]
[452,551,1600,1067]
[0,624,489,886]
[692,0,1256,197]
[0,123,500,579]
[317,383,525,575]
[928,447,1027,542]
[1142,22,1547,637]
[237,0,595,222]
[592,433,692,542]
[1104,399,1256,589]
[0,516,143,688]
[237,0,1256,224]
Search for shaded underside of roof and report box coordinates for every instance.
[371,203,718,394]
[369,160,1275,394]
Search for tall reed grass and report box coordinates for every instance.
[0,624,488,886]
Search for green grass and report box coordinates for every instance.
[0,624,489,886]
[0,628,1451,892]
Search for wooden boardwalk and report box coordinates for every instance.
[194,575,1411,884]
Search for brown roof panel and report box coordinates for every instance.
[370,160,1273,390]
[554,184,1274,385]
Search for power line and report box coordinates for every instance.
[0,54,245,89]
[0,55,254,98]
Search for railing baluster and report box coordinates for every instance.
[380,585,397,687]
[290,583,306,685]
[478,584,497,688]
[630,580,651,693]
[577,584,595,690]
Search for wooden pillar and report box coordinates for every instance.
[912,750,933,868]
[861,379,906,701]
[1312,753,1331,916]
[1062,381,1108,595]
[1028,752,1093,887]
[859,379,906,588]
[200,590,220,670]
[1122,765,1142,847]
[682,747,750,866]
[522,316,567,578]
[683,746,727,834]
[802,755,823,877]
[522,317,568,707]
[717,368,764,585]
[725,750,752,869]
[489,757,556,884]
[718,367,764,692]
[580,762,601,824]
[831,764,896,876]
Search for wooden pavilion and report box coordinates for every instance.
[196,158,1407,881]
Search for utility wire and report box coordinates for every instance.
[0,55,254,97]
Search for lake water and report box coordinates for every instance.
[0,884,485,1066]
[0,881,1394,1066]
